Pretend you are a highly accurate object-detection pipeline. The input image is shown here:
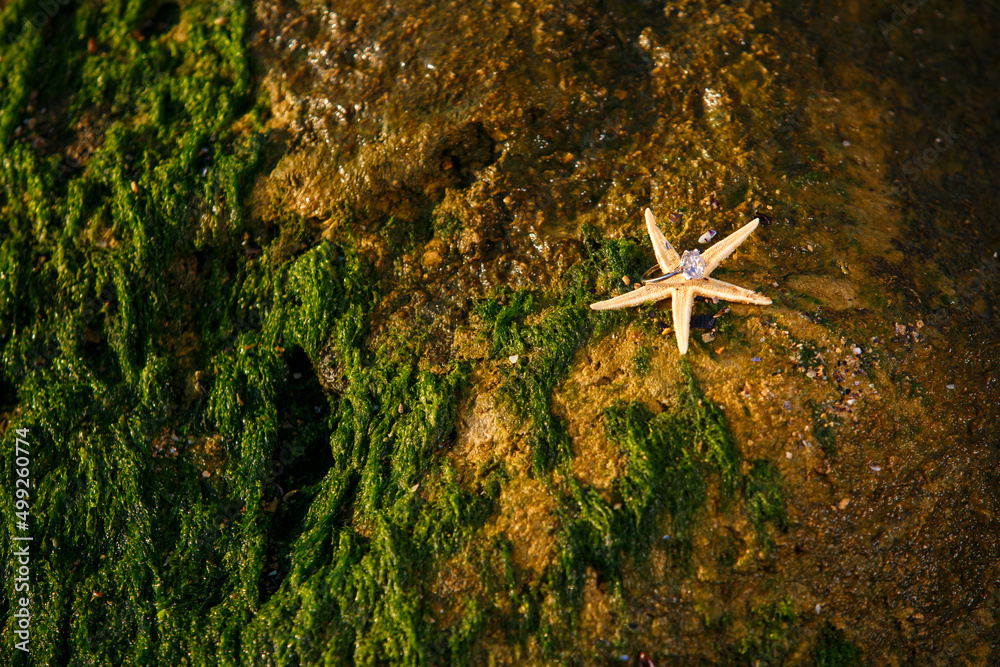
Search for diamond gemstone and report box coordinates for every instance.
[680,249,706,279]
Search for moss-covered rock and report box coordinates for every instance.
[2,0,999,665]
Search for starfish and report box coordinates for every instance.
[590,208,772,354]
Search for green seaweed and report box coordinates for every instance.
[811,622,864,667]
[797,340,823,370]
[727,597,797,666]
[478,288,590,476]
[743,460,789,548]
[598,361,781,565]
[579,222,646,324]
[476,289,534,359]
[632,345,651,377]
[808,400,838,458]
[0,0,498,664]
[602,399,708,561]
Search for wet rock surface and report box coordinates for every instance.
[244,0,1000,663]
[2,0,998,664]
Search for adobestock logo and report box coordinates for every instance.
[877,0,935,44]
[5,0,73,45]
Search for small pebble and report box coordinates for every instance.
[852,346,862,355]
[815,603,823,614]
[131,181,138,193]
[945,384,955,390]
[701,332,715,343]
[806,370,817,378]
[870,465,882,472]
[398,404,406,415]
[622,275,631,285]
[410,483,420,493]
[838,497,851,510]
[508,355,519,364]
[785,451,792,459]
[751,356,761,362]
[202,470,211,478]
[842,140,851,147]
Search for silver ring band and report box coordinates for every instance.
[641,264,682,284]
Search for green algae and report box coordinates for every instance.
[601,364,786,561]
[1,0,274,664]
[477,288,591,476]
[725,597,797,666]
[796,340,823,371]
[810,622,863,667]
[471,229,650,478]
[602,399,708,561]
[742,460,788,548]
[813,415,838,459]
[632,345,651,377]
[475,289,534,359]
[0,2,500,649]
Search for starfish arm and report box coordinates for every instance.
[696,278,772,305]
[702,218,760,275]
[590,285,673,311]
[672,288,694,354]
[645,208,681,273]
